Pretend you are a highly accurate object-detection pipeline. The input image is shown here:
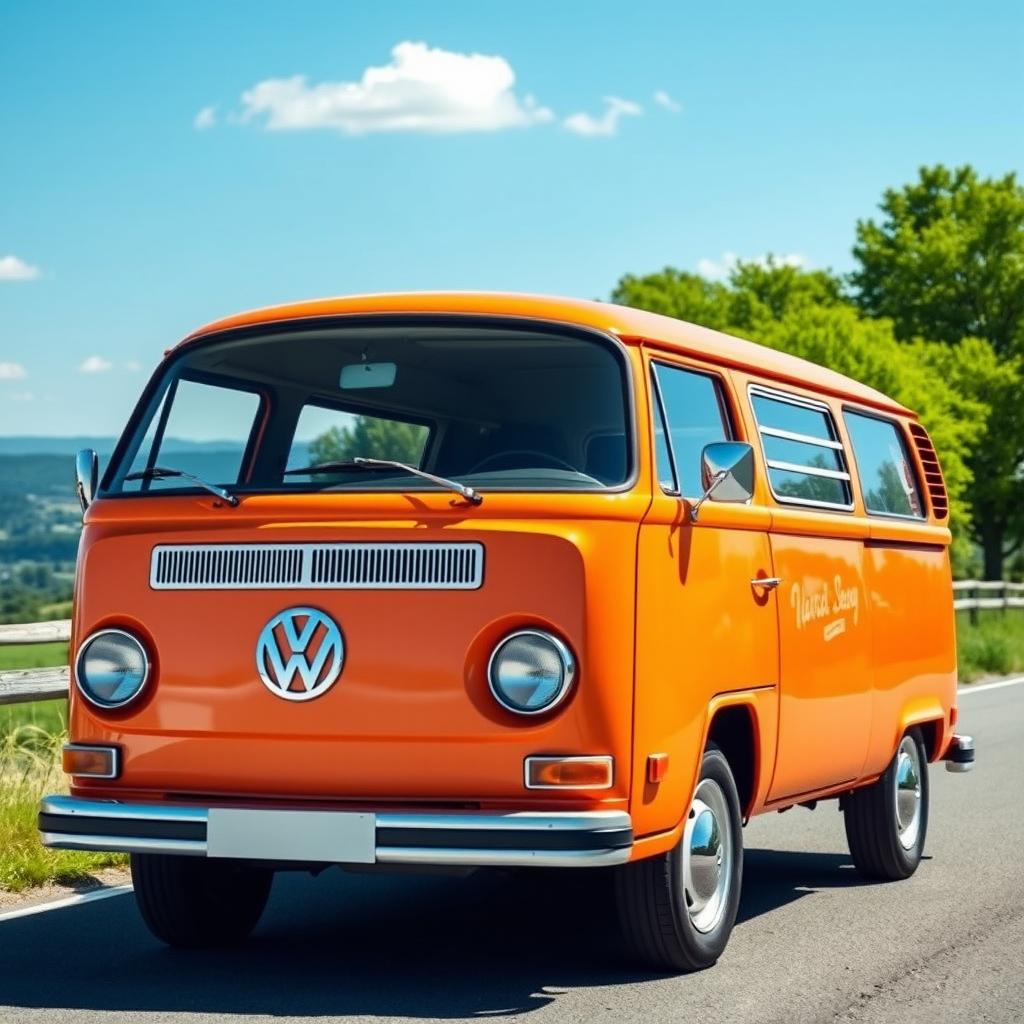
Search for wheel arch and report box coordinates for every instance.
[897,696,949,764]
[702,692,774,820]
[629,686,778,863]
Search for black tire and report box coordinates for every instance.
[844,727,929,881]
[614,742,743,972]
[131,853,273,948]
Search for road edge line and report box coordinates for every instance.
[958,675,1024,696]
[0,883,132,923]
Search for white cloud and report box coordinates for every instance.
[0,255,40,281]
[9,391,34,402]
[563,96,642,137]
[697,251,806,280]
[238,41,554,135]
[79,355,113,373]
[653,89,681,113]
[697,252,738,279]
[0,362,27,380]
[193,105,217,130]
[125,360,142,372]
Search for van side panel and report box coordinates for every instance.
[765,517,872,799]
[861,520,957,774]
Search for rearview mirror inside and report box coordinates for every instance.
[340,362,397,389]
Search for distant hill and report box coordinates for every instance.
[0,437,313,499]
[0,437,250,457]
[0,435,312,565]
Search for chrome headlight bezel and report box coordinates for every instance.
[487,629,576,716]
[74,628,151,710]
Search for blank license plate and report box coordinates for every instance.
[207,808,375,863]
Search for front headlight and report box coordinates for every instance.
[75,629,150,709]
[488,629,576,715]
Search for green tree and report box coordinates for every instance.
[611,269,733,330]
[919,338,1024,579]
[851,165,1024,578]
[726,259,846,331]
[852,166,1024,353]
[308,416,427,467]
[611,257,847,334]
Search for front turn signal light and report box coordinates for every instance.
[525,755,613,790]
[62,744,120,779]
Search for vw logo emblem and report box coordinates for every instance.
[255,607,344,702]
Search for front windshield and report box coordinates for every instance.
[104,321,632,497]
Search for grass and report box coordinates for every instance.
[0,640,68,670]
[1,720,126,893]
[957,610,1024,683]
[1,642,125,893]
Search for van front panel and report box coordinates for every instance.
[69,495,644,805]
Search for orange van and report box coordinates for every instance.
[40,292,974,970]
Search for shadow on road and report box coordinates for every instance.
[738,848,868,923]
[0,847,869,1017]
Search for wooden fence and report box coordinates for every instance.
[952,579,1024,611]
[0,620,70,706]
[1,579,1022,705]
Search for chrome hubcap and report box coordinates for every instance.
[682,778,732,933]
[895,736,922,850]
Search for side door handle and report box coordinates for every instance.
[751,576,783,591]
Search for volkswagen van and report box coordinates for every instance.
[40,292,974,971]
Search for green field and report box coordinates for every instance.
[0,642,68,736]
[956,610,1024,682]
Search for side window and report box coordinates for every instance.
[287,404,429,474]
[844,411,924,518]
[123,378,261,491]
[750,389,852,509]
[651,363,731,497]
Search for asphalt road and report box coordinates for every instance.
[1,679,1021,1024]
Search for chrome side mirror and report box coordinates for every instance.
[75,448,99,512]
[690,441,755,522]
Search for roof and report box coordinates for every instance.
[179,291,909,415]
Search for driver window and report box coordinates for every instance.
[651,364,732,497]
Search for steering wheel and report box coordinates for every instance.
[468,449,580,474]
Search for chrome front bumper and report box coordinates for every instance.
[39,795,633,868]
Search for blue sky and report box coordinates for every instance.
[1,0,1022,436]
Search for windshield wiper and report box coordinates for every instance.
[124,466,239,507]
[284,457,482,506]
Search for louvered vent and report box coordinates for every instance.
[907,423,948,519]
[150,542,484,590]
[310,544,481,588]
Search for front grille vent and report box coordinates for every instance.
[150,542,484,590]
[907,423,949,520]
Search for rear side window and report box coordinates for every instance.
[651,363,731,497]
[844,412,924,518]
[750,389,852,509]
